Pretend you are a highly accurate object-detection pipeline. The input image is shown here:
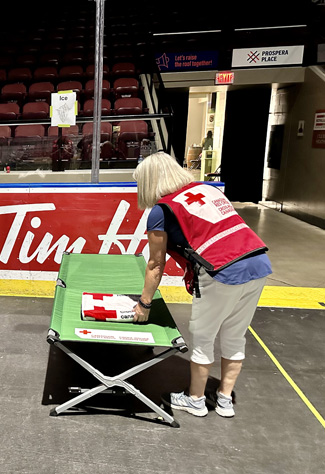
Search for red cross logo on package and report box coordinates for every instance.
[184,192,206,206]
[80,329,92,335]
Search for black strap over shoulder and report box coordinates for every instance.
[193,263,201,298]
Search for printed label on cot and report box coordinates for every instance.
[75,328,155,344]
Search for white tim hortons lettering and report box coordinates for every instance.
[0,203,55,264]
[19,231,86,264]
[0,203,86,265]
[98,200,148,255]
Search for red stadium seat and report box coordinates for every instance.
[62,51,84,65]
[57,81,83,96]
[46,29,65,42]
[85,64,109,79]
[21,102,50,119]
[17,54,37,68]
[39,52,61,67]
[0,69,7,82]
[113,78,139,98]
[84,79,110,99]
[1,83,26,104]
[59,65,84,81]
[82,99,111,116]
[28,82,54,103]
[114,97,143,115]
[42,41,63,53]
[15,124,45,138]
[0,103,20,120]
[0,125,12,145]
[117,120,148,159]
[33,67,58,82]
[66,40,86,51]
[48,125,79,137]
[82,122,112,137]
[7,67,32,82]
[0,125,12,138]
[112,62,136,77]
[79,122,113,161]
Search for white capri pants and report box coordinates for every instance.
[189,269,266,364]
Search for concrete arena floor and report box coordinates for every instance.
[0,296,324,474]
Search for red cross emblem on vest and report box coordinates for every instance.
[184,192,206,206]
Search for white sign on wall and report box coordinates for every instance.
[232,45,304,68]
[50,91,78,127]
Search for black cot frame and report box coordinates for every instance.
[47,330,187,428]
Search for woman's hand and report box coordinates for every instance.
[133,302,150,323]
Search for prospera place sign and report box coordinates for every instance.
[232,45,304,68]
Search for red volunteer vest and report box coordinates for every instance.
[158,183,268,272]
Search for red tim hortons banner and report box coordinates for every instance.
[0,183,183,279]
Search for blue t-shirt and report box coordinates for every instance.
[147,204,272,285]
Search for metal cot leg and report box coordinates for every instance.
[50,341,180,427]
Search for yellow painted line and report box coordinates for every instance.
[249,325,325,430]
[0,280,55,298]
[159,286,193,304]
[259,286,325,309]
[159,285,325,309]
[1,281,325,310]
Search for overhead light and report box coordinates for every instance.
[235,25,307,31]
[153,30,221,36]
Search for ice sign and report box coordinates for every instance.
[50,90,78,127]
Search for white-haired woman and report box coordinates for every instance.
[133,152,272,418]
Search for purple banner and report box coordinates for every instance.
[155,51,218,72]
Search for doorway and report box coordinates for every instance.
[221,86,271,203]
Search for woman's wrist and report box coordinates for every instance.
[138,298,152,309]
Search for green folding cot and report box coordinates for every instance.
[47,252,187,427]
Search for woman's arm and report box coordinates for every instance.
[133,230,167,322]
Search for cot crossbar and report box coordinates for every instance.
[49,340,181,427]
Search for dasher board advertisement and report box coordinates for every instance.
[232,45,304,68]
[0,183,183,282]
[0,182,225,291]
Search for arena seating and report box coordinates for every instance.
[21,102,50,120]
[28,82,55,103]
[48,125,79,137]
[114,98,144,115]
[0,125,11,143]
[0,103,20,120]
[14,124,45,138]
[84,79,110,99]
[82,99,112,117]
[0,3,159,167]
[113,78,139,98]
[1,83,26,104]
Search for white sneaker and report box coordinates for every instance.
[170,391,208,417]
[215,391,235,417]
